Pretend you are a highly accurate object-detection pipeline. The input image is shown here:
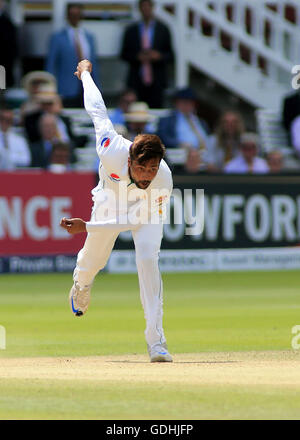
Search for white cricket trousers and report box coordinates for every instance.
[73,216,166,348]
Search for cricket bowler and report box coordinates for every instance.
[60,59,173,362]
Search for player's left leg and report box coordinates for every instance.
[132,223,172,362]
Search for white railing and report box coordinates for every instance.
[155,0,299,107]
[157,0,299,83]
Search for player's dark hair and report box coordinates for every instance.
[130,134,165,164]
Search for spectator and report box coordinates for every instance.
[109,89,137,126]
[289,114,300,158]
[0,108,31,170]
[184,148,203,174]
[157,87,211,172]
[46,3,99,107]
[282,90,300,144]
[24,84,87,150]
[124,101,155,141]
[48,141,72,173]
[266,150,285,174]
[207,110,245,171]
[120,0,174,108]
[20,71,57,121]
[30,113,73,168]
[224,133,269,174]
[0,0,18,87]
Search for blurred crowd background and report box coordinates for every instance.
[1,0,300,175]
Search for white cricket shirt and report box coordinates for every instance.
[81,71,173,232]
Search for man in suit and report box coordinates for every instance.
[281,90,300,147]
[45,3,99,107]
[30,113,72,169]
[120,0,174,109]
[0,0,18,87]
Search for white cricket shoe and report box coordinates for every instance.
[69,282,90,317]
[149,343,173,363]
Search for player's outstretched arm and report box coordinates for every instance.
[60,216,141,235]
[60,217,87,234]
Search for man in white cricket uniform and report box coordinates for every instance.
[60,60,173,362]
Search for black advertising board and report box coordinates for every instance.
[115,174,300,250]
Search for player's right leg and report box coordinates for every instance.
[70,229,119,317]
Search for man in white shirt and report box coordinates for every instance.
[60,60,173,363]
[224,133,269,174]
[0,109,31,170]
[157,87,211,172]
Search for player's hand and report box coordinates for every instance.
[74,59,93,80]
[60,217,87,234]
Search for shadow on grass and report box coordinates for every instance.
[107,360,238,364]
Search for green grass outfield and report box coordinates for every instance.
[0,271,300,419]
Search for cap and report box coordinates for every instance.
[173,87,198,101]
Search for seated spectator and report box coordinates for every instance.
[266,150,285,174]
[224,133,269,174]
[30,113,74,168]
[0,108,31,170]
[207,110,245,171]
[20,71,57,122]
[124,101,155,141]
[48,141,72,173]
[157,87,211,172]
[184,148,202,174]
[24,84,87,148]
[110,89,137,126]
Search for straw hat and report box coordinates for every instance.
[35,84,58,103]
[22,71,57,94]
[124,102,155,123]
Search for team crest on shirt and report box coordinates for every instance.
[101,137,110,148]
[155,195,168,206]
[109,173,120,182]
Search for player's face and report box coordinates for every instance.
[128,157,160,189]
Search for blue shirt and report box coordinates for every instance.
[175,111,210,150]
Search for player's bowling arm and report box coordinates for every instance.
[80,70,118,150]
[81,70,107,119]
